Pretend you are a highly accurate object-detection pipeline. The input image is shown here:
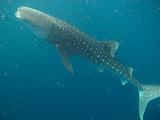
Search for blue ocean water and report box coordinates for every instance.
[0,0,160,120]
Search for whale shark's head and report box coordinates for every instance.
[15,6,59,42]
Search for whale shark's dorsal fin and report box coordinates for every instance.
[138,84,160,120]
[102,41,119,57]
[58,47,74,74]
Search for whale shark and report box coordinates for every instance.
[15,6,160,120]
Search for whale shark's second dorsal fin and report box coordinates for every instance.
[102,41,119,57]
[120,67,133,85]
[128,67,134,76]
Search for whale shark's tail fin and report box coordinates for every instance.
[138,84,160,120]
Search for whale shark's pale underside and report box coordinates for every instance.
[15,6,160,120]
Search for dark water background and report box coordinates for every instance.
[0,0,160,120]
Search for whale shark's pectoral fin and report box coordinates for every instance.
[102,40,119,57]
[58,49,74,74]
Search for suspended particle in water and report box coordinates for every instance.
[4,40,8,45]
[113,9,118,13]
[15,52,20,56]
[44,45,48,49]
[137,18,142,25]
[29,89,33,93]
[84,0,89,6]
[4,72,8,77]
[61,84,64,87]
[120,12,124,17]
[33,38,38,42]
[19,26,24,31]
[93,77,97,81]
[96,67,104,73]
[13,62,18,68]
[0,14,5,21]
[2,59,6,63]
[105,88,111,94]
[52,76,56,80]
[90,116,94,120]
[133,0,140,2]
[157,103,160,108]
[56,81,61,86]
[56,81,64,88]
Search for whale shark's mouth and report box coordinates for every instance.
[15,10,21,19]
[15,7,24,18]
[15,6,31,20]
[15,6,56,40]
